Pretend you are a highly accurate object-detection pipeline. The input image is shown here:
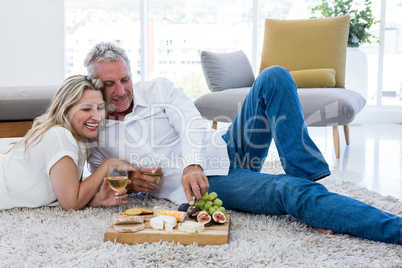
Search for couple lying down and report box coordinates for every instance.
[1,42,402,246]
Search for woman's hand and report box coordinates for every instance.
[88,177,131,207]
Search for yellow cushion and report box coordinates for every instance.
[259,15,350,88]
[290,68,336,88]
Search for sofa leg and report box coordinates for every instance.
[212,121,217,130]
[343,125,350,145]
[333,126,340,158]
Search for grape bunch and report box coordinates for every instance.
[194,192,225,216]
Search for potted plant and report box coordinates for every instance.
[310,0,378,47]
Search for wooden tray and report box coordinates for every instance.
[104,212,230,245]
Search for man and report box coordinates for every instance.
[85,42,402,245]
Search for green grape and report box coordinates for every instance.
[213,205,219,210]
[208,207,216,215]
[198,200,206,208]
[208,192,218,201]
[218,207,225,213]
[213,198,223,207]
[202,194,209,201]
[204,201,213,209]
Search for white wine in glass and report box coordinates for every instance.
[142,168,164,207]
[107,176,128,192]
[107,161,128,213]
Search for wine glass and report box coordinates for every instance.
[107,161,128,213]
[142,167,164,207]
[141,157,164,207]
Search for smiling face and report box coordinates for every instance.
[92,58,133,116]
[68,89,106,140]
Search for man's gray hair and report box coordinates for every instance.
[84,42,131,76]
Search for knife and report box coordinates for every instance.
[180,201,195,225]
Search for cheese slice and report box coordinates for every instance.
[178,221,204,233]
[165,223,175,233]
[150,215,177,231]
[156,210,186,222]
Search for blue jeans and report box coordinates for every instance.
[208,66,402,245]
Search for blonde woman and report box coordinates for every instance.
[0,75,131,210]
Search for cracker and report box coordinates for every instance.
[122,207,155,216]
[123,208,142,216]
[139,208,154,214]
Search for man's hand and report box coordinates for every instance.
[126,166,161,194]
[181,165,209,205]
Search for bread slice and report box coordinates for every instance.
[113,215,145,225]
[114,223,146,233]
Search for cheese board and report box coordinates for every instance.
[104,212,230,245]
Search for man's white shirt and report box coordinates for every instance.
[88,78,229,204]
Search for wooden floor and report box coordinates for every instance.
[0,121,33,138]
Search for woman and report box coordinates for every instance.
[0,75,131,210]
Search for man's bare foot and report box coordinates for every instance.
[313,226,335,234]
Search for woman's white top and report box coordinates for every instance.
[0,127,86,210]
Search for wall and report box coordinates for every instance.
[0,0,64,87]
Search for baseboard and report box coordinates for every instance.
[0,121,33,138]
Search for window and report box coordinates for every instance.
[379,0,402,105]
[66,0,402,111]
[65,1,140,80]
[147,0,254,99]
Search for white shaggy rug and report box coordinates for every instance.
[2,167,402,267]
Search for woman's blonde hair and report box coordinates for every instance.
[7,75,106,154]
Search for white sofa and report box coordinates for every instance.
[0,85,57,121]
